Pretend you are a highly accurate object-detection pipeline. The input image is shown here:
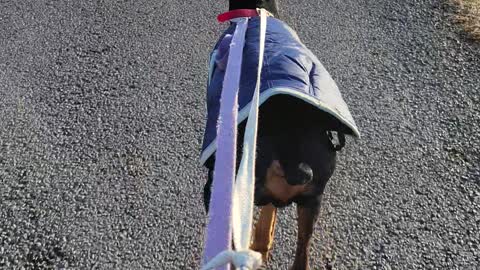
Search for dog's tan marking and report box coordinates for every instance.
[264,161,309,203]
[251,204,277,262]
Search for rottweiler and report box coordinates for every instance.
[202,1,357,269]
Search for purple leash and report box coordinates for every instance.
[202,18,249,270]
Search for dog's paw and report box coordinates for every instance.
[289,264,310,270]
[261,250,271,262]
[250,246,271,263]
[257,264,269,270]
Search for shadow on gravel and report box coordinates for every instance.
[0,230,73,269]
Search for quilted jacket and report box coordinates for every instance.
[200,17,360,165]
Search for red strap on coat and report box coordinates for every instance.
[217,9,259,22]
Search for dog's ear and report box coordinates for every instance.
[258,0,279,17]
[327,131,346,151]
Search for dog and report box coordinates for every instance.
[201,1,359,269]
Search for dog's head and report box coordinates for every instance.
[229,0,279,17]
[251,124,337,207]
[255,125,337,187]
[239,95,343,207]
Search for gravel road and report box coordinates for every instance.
[1,0,479,269]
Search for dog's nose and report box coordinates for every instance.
[297,163,313,184]
[286,163,313,185]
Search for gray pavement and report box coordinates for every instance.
[1,0,479,269]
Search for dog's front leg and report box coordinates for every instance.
[291,197,321,270]
[251,204,277,262]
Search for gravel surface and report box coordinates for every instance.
[1,0,479,269]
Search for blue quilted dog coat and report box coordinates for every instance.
[200,17,360,165]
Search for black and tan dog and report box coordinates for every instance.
[203,1,356,269]
[204,96,348,270]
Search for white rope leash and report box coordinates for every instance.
[202,9,268,270]
[232,7,267,253]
